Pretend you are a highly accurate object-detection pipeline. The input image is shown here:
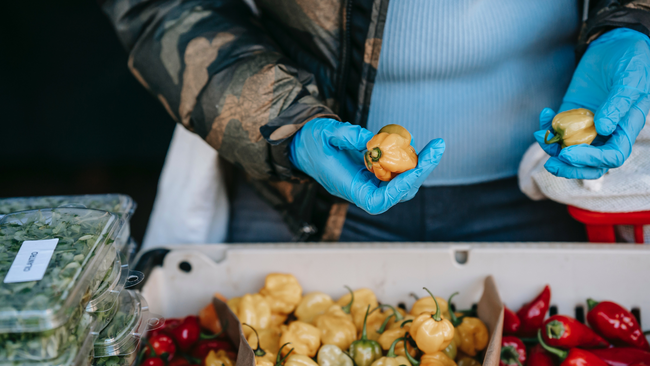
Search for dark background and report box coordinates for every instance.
[1,0,176,243]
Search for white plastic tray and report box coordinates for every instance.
[139,243,650,362]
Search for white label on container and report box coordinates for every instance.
[4,239,59,283]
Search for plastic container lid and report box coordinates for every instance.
[0,194,136,252]
[0,208,122,333]
[0,194,136,220]
[87,246,144,314]
[0,307,97,364]
[94,290,162,358]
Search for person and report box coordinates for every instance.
[101,0,650,243]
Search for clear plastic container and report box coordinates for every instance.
[0,194,136,252]
[0,309,97,365]
[94,290,162,358]
[87,246,144,315]
[92,349,139,366]
[0,208,122,333]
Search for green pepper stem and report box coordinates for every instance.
[546,320,565,340]
[370,147,382,162]
[400,319,413,328]
[342,286,354,314]
[402,335,419,366]
[544,130,562,145]
[364,152,373,170]
[537,330,567,360]
[447,292,462,327]
[143,338,157,358]
[500,347,524,366]
[587,299,599,312]
[386,337,403,358]
[379,304,404,321]
[361,305,371,340]
[276,343,294,366]
[423,287,442,322]
[409,293,419,301]
[243,323,266,357]
[376,314,394,335]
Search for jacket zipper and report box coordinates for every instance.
[336,0,354,117]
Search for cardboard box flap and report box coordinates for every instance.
[212,297,255,366]
[478,275,504,366]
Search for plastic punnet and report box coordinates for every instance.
[94,290,163,358]
[0,309,97,364]
[0,194,136,251]
[0,208,122,333]
[87,246,144,314]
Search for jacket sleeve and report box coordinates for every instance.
[99,0,339,181]
[578,0,650,57]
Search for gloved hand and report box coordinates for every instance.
[535,28,650,179]
[290,118,445,215]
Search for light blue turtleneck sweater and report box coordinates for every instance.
[366,1,580,186]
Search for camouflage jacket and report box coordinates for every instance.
[100,0,650,241]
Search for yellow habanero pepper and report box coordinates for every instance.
[236,293,272,337]
[244,323,277,366]
[247,323,282,355]
[420,352,457,366]
[260,273,303,315]
[378,315,417,357]
[296,292,335,324]
[409,289,455,354]
[456,356,481,366]
[445,293,488,357]
[366,305,405,342]
[279,321,321,357]
[286,355,320,366]
[317,344,354,366]
[364,124,418,182]
[314,305,357,350]
[204,349,235,366]
[370,338,412,366]
[544,108,597,148]
[410,295,450,320]
[227,296,241,314]
[336,287,379,332]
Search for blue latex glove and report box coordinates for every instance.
[534,28,650,179]
[290,118,445,215]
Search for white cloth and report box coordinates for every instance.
[142,125,229,250]
[518,124,650,213]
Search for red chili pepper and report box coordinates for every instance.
[149,318,182,339]
[171,315,202,351]
[500,336,527,366]
[528,344,556,366]
[539,329,608,366]
[587,299,650,351]
[144,333,177,361]
[503,306,521,336]
[190,339,234,360]
[167,357,192,366]
[542,315,610,349]
[517,285,551,337]
[631,363,650,366]
[589,347,650,366]
[141,358,165,366]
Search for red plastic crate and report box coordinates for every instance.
[568,206,650,243]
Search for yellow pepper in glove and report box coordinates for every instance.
[370,337,412,366]
[296,292,335,324]
[336,287,379,332]
[314,305,357,350]
[204,349,235,366]
[260,273,303,314]
[317,344,354,366]
[446,293,488,357]
[544,108,597,148]
[280,321,321,357]
[236,294,272,337]
[364,124,418,182]
[378,315,417,357]
[410,289,455,354]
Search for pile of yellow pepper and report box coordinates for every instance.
[226,274,489,366]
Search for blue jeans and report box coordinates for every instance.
[228,176,587,242]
